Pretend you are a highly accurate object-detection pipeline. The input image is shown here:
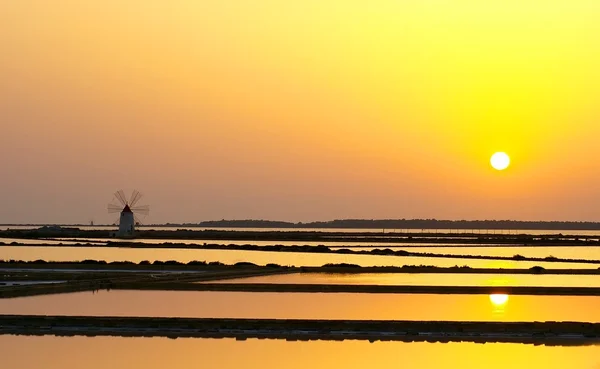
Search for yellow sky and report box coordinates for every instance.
[1,0,600,223]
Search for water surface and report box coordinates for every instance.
[43,239,600,261]
[0,238,84,246]
[2,290,598,322]
[206,272,600,288]
[55,237,511,247]
[1,246,596,269]
[0,336,597,369]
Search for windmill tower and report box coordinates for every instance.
[107,190,150,238]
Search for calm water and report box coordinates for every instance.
[6,238,600,261]
[51,237,514,247]
[1,245,597,269]
[48,238,600,260]
[0,280,64,286]
[0,337,597,369]
[2,290,598,322]
[205,272,600,288]
[0,238,85,245]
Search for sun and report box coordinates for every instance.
[490,152,510,171]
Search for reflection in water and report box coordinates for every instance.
[0,246,597,269]
[489,294,509,306]
[0,336,598,369]
[206,273,600,288]
[1,291,598,322]
[489,294,510,315]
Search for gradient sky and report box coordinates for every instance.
[2,1,600,224]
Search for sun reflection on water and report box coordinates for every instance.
[489,294,510,314]
[489,294,509,306]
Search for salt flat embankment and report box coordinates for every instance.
[1,315,598,345]
[116,282,600,296]
[4,228,600,246]
[2,262,599,298]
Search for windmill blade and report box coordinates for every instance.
[131,205,150,216]
[108,204,123,214]
[129,190,143,207]
[114,190,128,206]
[134,214,146,226]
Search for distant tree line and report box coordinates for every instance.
[166,219,600,231]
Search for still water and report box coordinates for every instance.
[205,272,600,288]
[5,238,600,262]
[1,246,597,269]
[0,238,85,245]
[1,290,598,322]
[41,239,600,261]
[50,237,514,247]
[0,336,597,369]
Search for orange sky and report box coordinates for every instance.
[1,1,600,224]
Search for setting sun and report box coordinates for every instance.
[490,152,511,171]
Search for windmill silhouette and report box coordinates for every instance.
[107,190,149,237]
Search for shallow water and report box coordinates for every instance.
[42,239,600,262]
[56,237,511,247]
[0,336,597,369]
[1,290,598,322]
[0,238,85,246]
[0,245,598,269]
[205,272,600,288]
[0,280,64,286]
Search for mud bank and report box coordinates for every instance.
[1,315,598,345]
[116,283,600,296]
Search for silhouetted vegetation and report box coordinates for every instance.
[163,260,182,265]
[322,263,361,268]
[186,260,207,266]
[530,266,546,274]
[234,262,257,267]
[1,259,599,275]
[182,218,600,231]
[81,259,107,264]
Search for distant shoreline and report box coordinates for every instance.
[4,228,600,246]
[5,218,600,231]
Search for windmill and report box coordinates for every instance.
[107,190,150,238]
